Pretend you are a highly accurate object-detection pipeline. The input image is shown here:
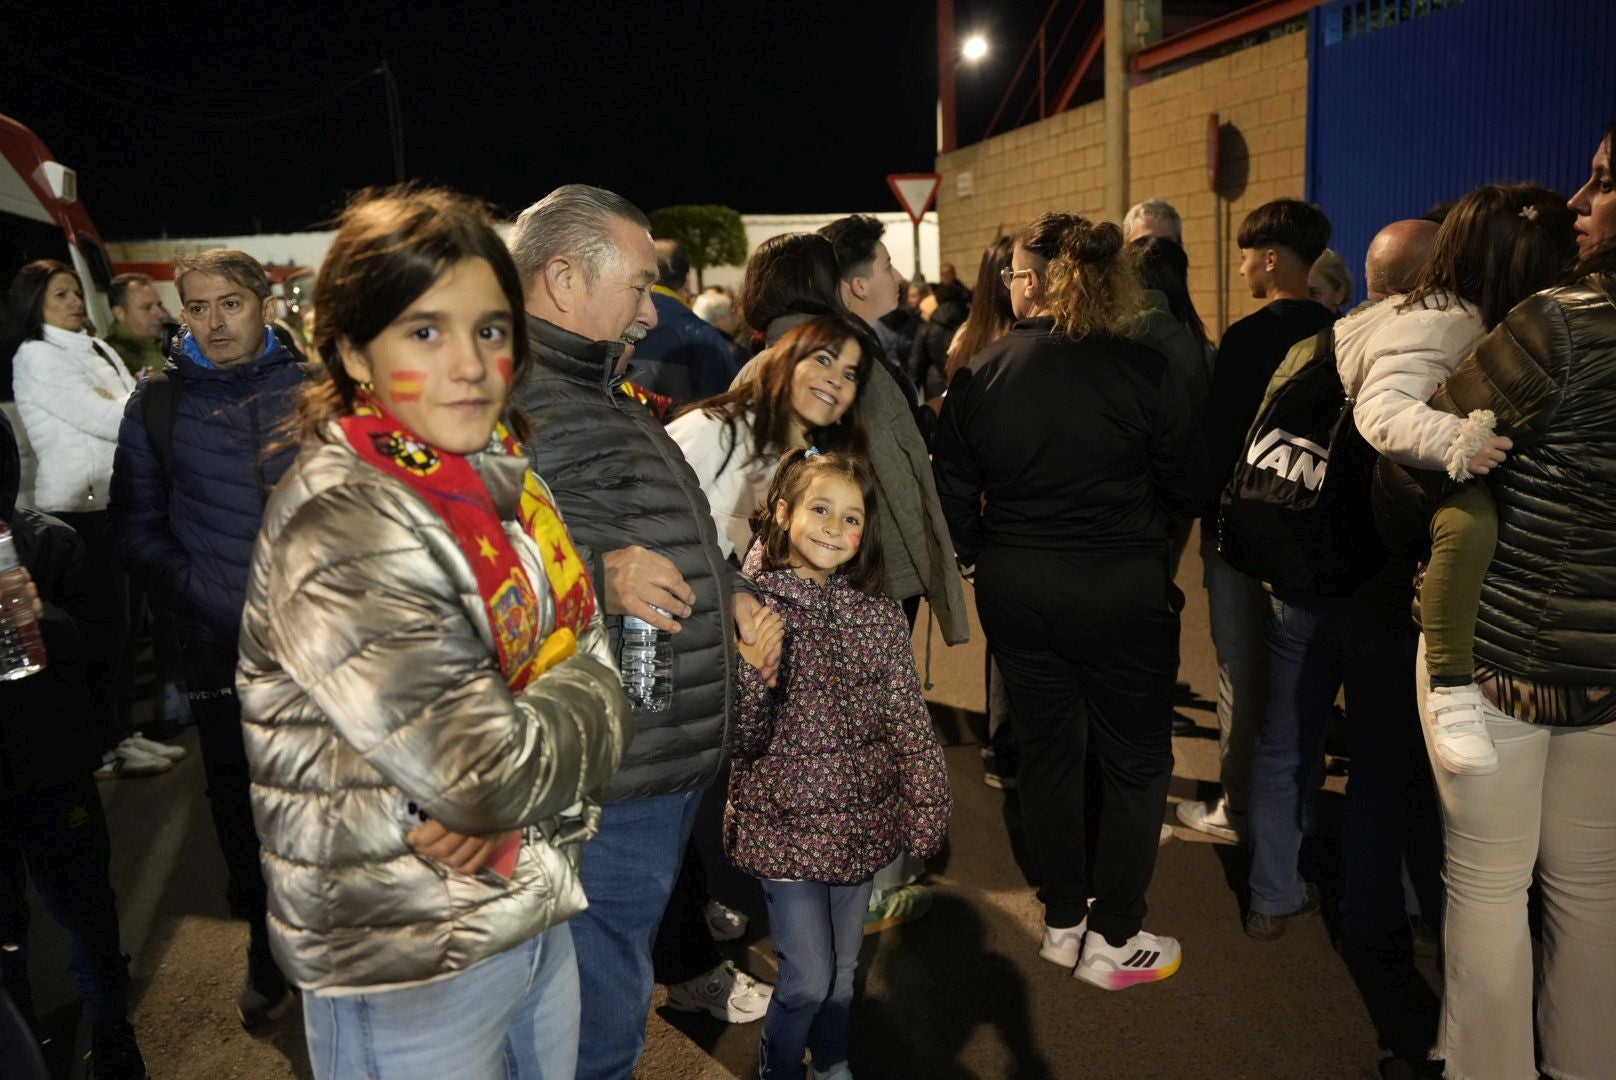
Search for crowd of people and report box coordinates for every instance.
[0,113,1611,1080]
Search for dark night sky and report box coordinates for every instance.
[5,0,1044,240]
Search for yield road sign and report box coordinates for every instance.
[887,173,942,224]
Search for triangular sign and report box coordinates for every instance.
[887,173,942,224]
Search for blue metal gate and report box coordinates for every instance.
[1306,0,1616,303]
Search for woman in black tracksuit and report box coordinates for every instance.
[932,212,1207,991]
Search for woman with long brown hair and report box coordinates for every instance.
[236,186,630,1079]
[668,314,870,561]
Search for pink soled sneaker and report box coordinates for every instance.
[1073,929,1182,990]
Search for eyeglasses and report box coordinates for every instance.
[999,267,1033,289]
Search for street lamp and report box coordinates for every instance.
[962,34,989,62]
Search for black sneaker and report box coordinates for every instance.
[88,1021,147,1080]
[238,950,296,1032]
[1244,883,1321,941]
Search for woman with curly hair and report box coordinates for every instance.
[932,211,1207,990]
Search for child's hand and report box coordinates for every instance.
[1466,434,1513,475]
[407,819,516,876]
[737,604,784,683]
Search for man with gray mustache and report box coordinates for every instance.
[510,184,781,1080]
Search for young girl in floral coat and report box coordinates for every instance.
[725,448,952,1080]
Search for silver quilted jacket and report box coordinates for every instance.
[236,424,631,991]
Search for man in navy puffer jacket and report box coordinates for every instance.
[108,249,305,1032]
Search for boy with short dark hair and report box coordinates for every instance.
[1176,198,1337,844]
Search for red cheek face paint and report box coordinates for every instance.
[390,370,427,403]
[496,355,514,386]
[848,532,862,552]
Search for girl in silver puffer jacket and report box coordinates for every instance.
[236,187,630,1080]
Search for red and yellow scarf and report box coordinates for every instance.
[340,398,594,693]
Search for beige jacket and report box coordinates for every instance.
[236,425,630,991]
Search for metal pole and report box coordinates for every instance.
[380,61,406,183]
[913,218,922,282]
[937,0,958,153]
[1103,0,1128,224]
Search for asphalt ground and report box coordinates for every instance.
[23,524,1440,1079]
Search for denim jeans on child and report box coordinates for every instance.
[758,879,875,1080]
[301,922,578,1080]
[572,788,704,1080]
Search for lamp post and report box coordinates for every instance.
[937,0,990,154]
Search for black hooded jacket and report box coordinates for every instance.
[0,412,98,798]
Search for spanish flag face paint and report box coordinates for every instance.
[358,257,516,456]
[388,370,428,403]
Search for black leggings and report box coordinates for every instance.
[974,546,1181,945]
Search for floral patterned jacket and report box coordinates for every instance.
[724,567,952,884]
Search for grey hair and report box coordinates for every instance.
[174,249,271,301]
[508,183,650,289]
[1123,198,1183,242]
[692,289,733,325]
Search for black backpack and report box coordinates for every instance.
[1216,326,1387,596]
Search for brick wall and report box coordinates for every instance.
[936,31,1311,338]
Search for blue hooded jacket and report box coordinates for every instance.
[109,328,306,649]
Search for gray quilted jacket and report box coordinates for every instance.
[517,315,746,801]
[236,424,631,991]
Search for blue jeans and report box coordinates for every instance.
[1201,530,1270,815]
[302,923,578,1080]
[1246,596,1440,940]
[573,789,703,1080]
[758,879,875,1080]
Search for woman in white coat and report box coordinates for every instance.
[5,260,157,775]
[668,314,870,561]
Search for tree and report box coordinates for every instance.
[647,204,748,290]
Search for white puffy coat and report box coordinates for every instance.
[12,325,136,512]
[1334,291,1491,478]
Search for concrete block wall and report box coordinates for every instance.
[936,31,1311,338]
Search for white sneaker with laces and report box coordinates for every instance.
[664,960,772,1023]
[94,744,172,779]
[123,733,186,762]
[1074,928,1182,990]
[1038,918,1087,968]
[1424,683,1499,775]
[703,899,747,942]
[1175,797,1244,842]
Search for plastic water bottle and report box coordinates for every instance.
[619,610,673,713]
[0,524,47,681]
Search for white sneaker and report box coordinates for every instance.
[123,733,186,762]
[703,899,747,942]
[1159,823,1174,845]
[1424,683,1499,775]
[1074,928,1182,990]
[1038,919,1087,968]
[94,744,172,779]
[664,960,772,1023]
[1175,797,1244,842]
